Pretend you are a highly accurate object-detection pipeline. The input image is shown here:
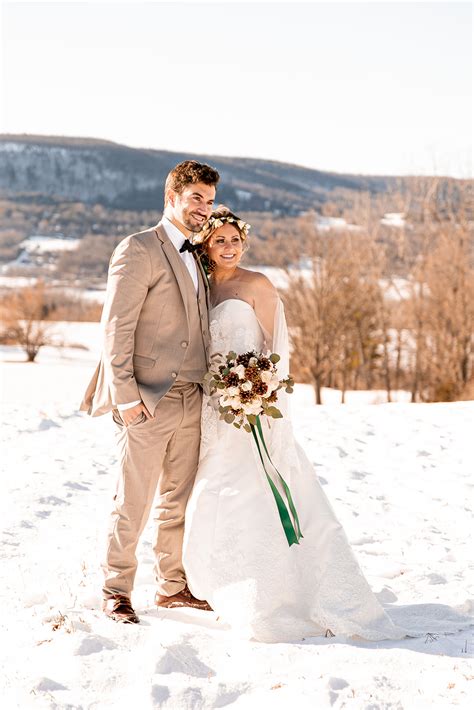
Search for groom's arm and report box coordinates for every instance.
[101,235,151,412]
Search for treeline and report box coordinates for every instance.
[0,197,158,266]
[283,180,473,403]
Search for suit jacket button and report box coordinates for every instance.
[181,341,188,348]
[171,371,177,378]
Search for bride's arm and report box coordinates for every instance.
[252,273,280,350]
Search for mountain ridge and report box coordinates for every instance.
[0,133,461,214]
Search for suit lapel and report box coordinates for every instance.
[154,222,191,320]
[195,256,210,312]
[155,220,211,321]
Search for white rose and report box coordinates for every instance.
[267,375,280,392]
[220,394,241,410]
[226,386,240,396]
[249,357,258,367]
[230,364,246,379]
[261,370,272,383]
[262,376,280,397]
[241,381,252,392]
[242,398,263,416]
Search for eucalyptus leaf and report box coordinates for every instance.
[267,406,283,418]
[224,412,235,424]
[247,414,257,426]
[270,353,280,364]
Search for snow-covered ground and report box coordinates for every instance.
[380,213,406,229]
[1,236,80,271]
[19,236,81,254]
[1,324,473,709]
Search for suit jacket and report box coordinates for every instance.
[80,221,210,417]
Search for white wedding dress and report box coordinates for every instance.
[183,298,405,643]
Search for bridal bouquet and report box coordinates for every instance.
[204,350,303,547]
[204,349,294,429]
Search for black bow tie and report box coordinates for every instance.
[179,238,198,254]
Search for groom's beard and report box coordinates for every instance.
[181,211,207,233]
[187,217,207,233]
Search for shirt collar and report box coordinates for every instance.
[161,215,189,252]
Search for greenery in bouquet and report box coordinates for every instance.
[204,350,295,432]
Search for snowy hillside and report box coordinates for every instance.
[0,135,397,213]
[0,326,473,709]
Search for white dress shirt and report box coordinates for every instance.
[117,216,199,411]
[161,215,199,291]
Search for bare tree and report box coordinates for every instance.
[423,224,474,400]
[0,281,53,362]
[283,225,384,404]
[403,179,474,401]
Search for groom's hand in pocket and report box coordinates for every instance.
[120,402,153,427]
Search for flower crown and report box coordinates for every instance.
[193,214,251,245]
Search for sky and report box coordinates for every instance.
[0,1,472,177]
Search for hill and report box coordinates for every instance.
[0,133,400,214]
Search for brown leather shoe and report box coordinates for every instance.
[155,584,213,611]
[102,594,139,624]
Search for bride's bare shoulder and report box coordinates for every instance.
[238,268,278,294]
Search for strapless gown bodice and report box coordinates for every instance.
[208,299,265,354]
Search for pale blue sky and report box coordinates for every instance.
[1,1,472,176]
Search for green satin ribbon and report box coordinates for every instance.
[250,416,303,547]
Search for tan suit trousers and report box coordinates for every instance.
[102,382,201,598]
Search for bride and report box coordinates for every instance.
[182,206,405,643]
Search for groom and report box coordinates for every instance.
[81,160,219,623]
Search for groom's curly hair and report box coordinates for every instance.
[164,160,220,206]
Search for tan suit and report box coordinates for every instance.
[81,221,210,597]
